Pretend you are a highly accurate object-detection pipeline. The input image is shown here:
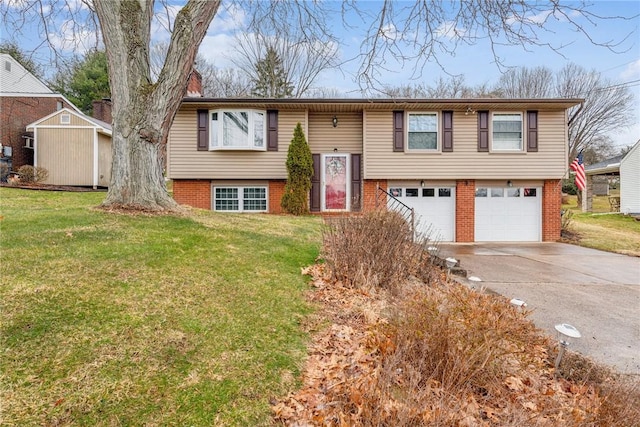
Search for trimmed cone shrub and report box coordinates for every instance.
[281,122,313,215]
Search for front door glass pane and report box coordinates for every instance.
[325,155,347,209]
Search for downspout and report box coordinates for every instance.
[93,127,98,189]
[33,128,37,168]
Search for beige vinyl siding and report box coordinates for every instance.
[39,111,93,127]
[168,106,306,179]
[37,128,93,185]
[98,133,111,187]
[364,110,568,180]
[307,112,362,153]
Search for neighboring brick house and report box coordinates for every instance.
[167,96,581,243]
[0,53,79,171]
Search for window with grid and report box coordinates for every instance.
[214,187,267,212]
[492,113,523,151]
[407,112,438,150]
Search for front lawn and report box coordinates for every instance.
[0,188,322,426]
[563,194,640,256]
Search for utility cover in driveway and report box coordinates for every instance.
[475,186,541,242]
[388,186,455,242]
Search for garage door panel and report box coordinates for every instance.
[475,186,541,242]
[389,186,455,242]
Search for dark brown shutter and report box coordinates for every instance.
[442,110,453,152]
[267,110,278,151]
[527,110,538,152]
[197,109,209,151]
[477,110,489,152]
[310,153,321,212]
[393,111,404,152]
[351,154,362,212]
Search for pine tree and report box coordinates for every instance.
[251,47,294,98]
[281,123,313,215]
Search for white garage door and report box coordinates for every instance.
[475,187,541,242]
[388,186,455,242]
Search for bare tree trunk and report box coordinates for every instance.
[94,0,219,211]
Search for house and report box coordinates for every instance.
[167,97,582,242]
[585,141,640,214]
[0,53,79,172]
[26,108,112,188]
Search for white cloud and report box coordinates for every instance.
[620,59,640,80]
[210,3,246,33]
[47,20,101,54]
[198,33,239,69]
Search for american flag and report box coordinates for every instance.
[570,152,585,191]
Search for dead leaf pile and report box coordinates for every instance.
[272,263,629,426]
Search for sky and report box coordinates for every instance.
[2,0,639,149]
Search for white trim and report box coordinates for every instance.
[212,185,269,213]
[321,153,351,212]
[93,127,99,189]
[406,111,440,152]
[26,107,111,135]
[33,128,38,168]
[490,111,524,152]
[208,109,267,151]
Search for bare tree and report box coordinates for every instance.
[495,67,555,98]
[350,1,637,89]
[232,31,339,98]
[493,64,634,164]
[150,41,251,97]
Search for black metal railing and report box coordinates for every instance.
[376,186,415,240]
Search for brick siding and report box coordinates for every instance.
[172,179,211,209]
[363,180,387,211]
[542,179,562,241]
[269,180,286,213]
[456,180,475,242]
[0,96,72,170]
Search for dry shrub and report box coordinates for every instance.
[17,165,49,183]
[596,376,640,426]
[322,209,433,290]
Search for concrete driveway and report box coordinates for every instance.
[438,243,640,375]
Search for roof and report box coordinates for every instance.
[181,97,583,112]
[585,155,624,175]
[0,53,53,94]
[26,107,112,136]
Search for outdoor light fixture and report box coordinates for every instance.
[465,106,475,115]
[428,246,438,256]
[420,180,425,187]
[507,180,513,187]
[510,298,527,309]
[554,323,582,372]
[468,276,482,289]
[332,116,338,127]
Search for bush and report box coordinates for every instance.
[281,122,313,215]
[562,178,578,195]
[561,209,574,235]
[17,165,48,183]
[322,209,433,290]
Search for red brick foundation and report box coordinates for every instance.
[456,180,475,242]
[172,180,211,209]
[363,180,387,211]
[542,179,562,241]
[269,180,286,214]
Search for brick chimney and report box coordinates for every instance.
[186,69,203,97]
[92,99,113,123]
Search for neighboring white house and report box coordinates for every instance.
[620,141,640,214]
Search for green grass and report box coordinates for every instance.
[563,193,640,256]
[0,188,322,426]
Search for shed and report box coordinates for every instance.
[26,108,112,188]
[619,141,640,214]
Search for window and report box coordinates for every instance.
[210,109,266,150]
[389,188,402,197]
[491,188,504,197]
[492,113,522,151]
[438,188,451,197]
[213,187,268,212]
[475,188,488,197]
[524,188,537,197]
[60,114,71,124]
[507,188,520,197]
[423,188,435,197]
[408,112,438,150]
[405,188,419,197]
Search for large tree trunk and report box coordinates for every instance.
[95,0,219,211]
